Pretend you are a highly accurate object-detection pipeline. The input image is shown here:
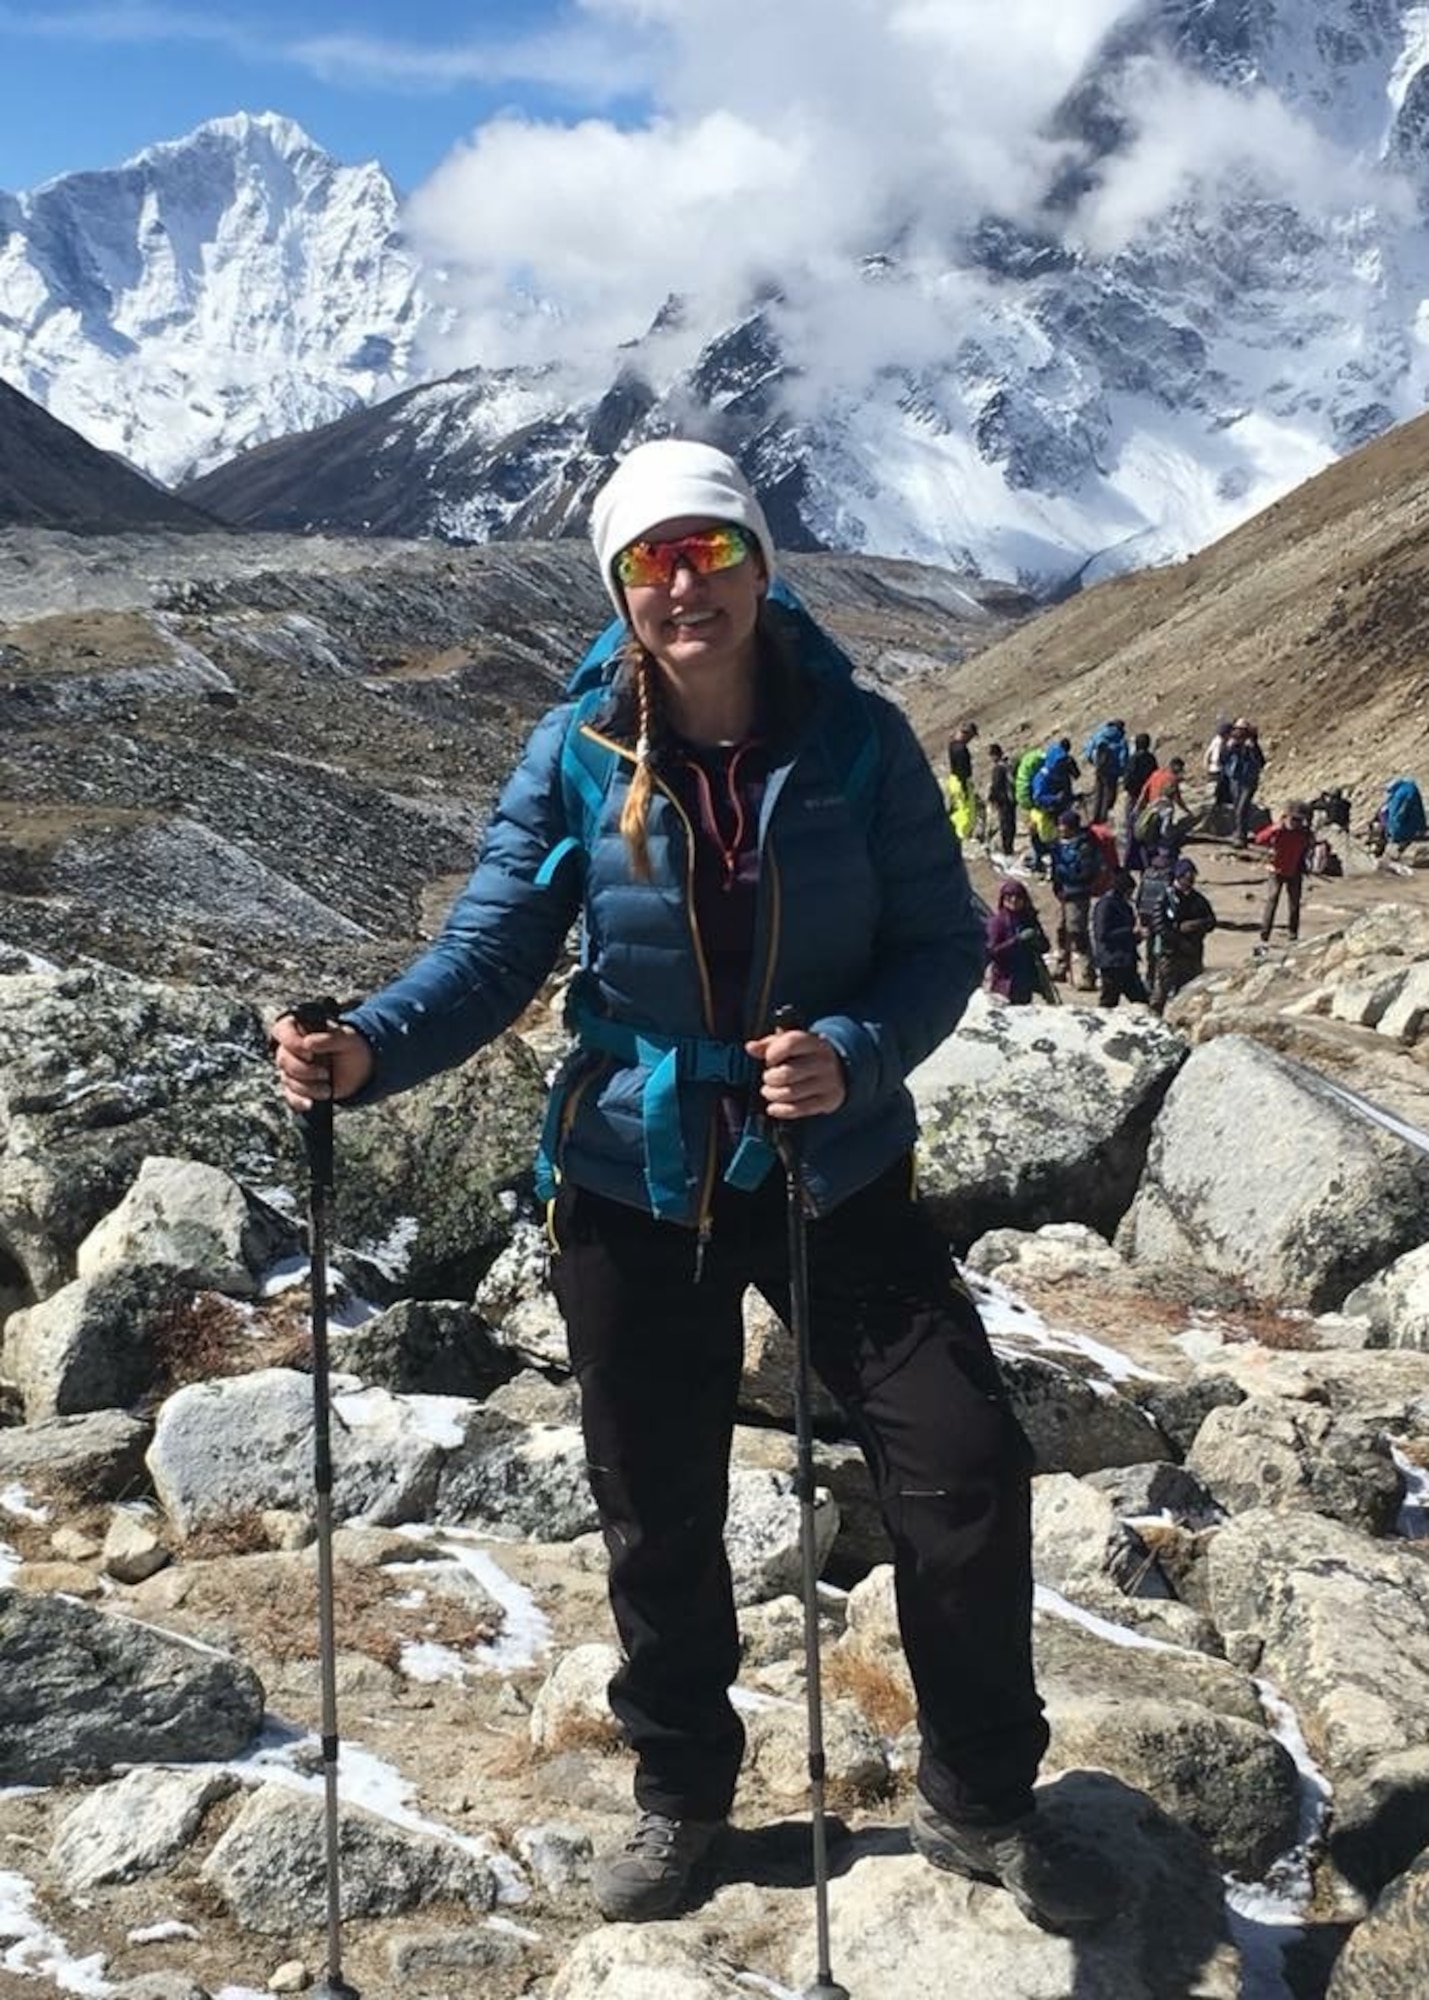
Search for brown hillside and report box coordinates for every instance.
[904,409,1429,811]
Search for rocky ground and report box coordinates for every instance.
[3,492,1429,2000]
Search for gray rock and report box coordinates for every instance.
[0,1588,264,1782]
[529,1643,622,1755]
[1083,1461,1223,1526]
[200,1781,499,1931]
[2,1263,187,1419]
[1326,1846,1429,1999]
[1329,1747,1429,1900]
[1124,1373,1244,1457]
[331,1033,547,1300]
[1032,1474,1174,1599]
[512,1820,594,1896]
[434,1410,596,1540]
[1342,1241,1429,1351]
[0,1408,152,1499]
[746,1697,889,1804]
[147,1367,467,1534]
[724,1465,838,1608]
[965,1221,1135,1286]
[1047,1693,1299,1876]
[110,1980,210,2000]
[102,1506,171,1584]
[474,1219,569,1370]
[1204,1508,1429,1893]
[387,1926,529,1976]
[820,1773,1236,1999]
[1187,1398,1403,1533]
[333,1296,515,1397]
[911,992,1187,1245]
[76,1154,295,1296]
[1000,1350,1174,1474]
[1118,1035,1429,1309]
[50,1767,237,1889]
[0,966,294,1304]
[548,1928,755,1998]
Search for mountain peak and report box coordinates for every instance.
[126,110,333,172]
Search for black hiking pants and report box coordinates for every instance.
[549,1156,1048,1830]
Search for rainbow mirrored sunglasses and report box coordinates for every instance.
[612,524,752,590]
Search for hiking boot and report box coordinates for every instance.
[909,1793,1118,1934]
[591,1810,725,1921]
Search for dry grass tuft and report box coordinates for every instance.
[227,1558,502,1673]
[183,1511,276,1561]
[533,1710,624,1758]
[824,1646,917,1740]
[148,1289,311,1402]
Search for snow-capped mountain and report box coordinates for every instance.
[12,4,1429,589]
[0,112,436,485]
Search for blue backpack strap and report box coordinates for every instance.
[534,685,622,888]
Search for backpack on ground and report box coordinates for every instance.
[1384,778,1426,848]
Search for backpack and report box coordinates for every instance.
[1014,747,1045,808]
[536,580,880,888]
[1384,778,1426,848]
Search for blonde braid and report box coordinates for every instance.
[618,650,658,881]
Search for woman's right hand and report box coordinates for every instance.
[269,1011,374,1112]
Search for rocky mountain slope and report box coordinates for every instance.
[0,112,434,485]
[0,381,214,535]
[904,404,1429,807]
[0,527,1019,994]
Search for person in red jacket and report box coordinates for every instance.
[1254,800,1312,948]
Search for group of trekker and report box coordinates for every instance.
[951,714,1326,1017]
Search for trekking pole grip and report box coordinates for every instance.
[769,1004,807,1172]
[288,997,340,1195]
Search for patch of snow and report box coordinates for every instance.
[1225,1681,1333,2000]
[0,1868,112,1994]
[334,1388,470,1451]
[973,1271,1162,1388]
[127,1919,200,1944]
[398,1639,468,1684]
[393,1528,554,1674]
[0,1484,48,1524]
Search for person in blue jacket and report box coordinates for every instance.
[271,439,1113,1936]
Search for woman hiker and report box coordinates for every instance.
[271,438,1115,1936]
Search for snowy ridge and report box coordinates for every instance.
[10,6,1429,586]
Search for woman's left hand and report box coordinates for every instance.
[746,1026,847,1120]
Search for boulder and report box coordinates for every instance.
[1325,1846,1429,1999]
[999,1351,1175,1475]
[910,993,1187,1246]
[200,1781,499,1931]
[434,1412,597,1540]
[0,966,294,1305]
[330,1032,547,1299]
[0,1588,264,1781]
[1342,1242,1429,1352]
[0,1408,152,1500]
[50,1768,237,1889]
[1118,1035,1429,1309]
[2,1263,187,1419]
[76,1154,295,1295]
[1186,1398,1403,1534]
[333,1297,515,1398]
[1203,1507,1429,1895]
[147,1368,469,1533]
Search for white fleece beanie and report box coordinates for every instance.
[590,438,777,612]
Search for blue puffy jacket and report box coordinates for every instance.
[346,604,985,1226]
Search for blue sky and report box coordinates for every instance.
[0,0,650,192]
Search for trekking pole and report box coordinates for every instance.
[288,998,361,2000]
[768,1006,851,2000]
